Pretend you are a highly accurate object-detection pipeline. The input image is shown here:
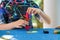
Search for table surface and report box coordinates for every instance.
[0,28,60,40]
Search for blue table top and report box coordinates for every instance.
[0,28,60,40]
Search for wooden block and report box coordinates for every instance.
[54,30,60,34]
[43,30,49,34]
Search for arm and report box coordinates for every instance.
[37,9,51,24]
[27,7,51,24]
[0,19,28,30]
[0,22,15,30]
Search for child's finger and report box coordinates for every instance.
[24,21,29,25]
[26,8,30,14]
[27,7,33,14]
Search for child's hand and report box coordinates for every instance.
[27,7,51,24]
[13,19,28,28]
[27,7,40,14]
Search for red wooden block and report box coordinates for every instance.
[25,12,29,21]
[25,25,30,31]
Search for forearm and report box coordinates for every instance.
[0,22,15,30]
[38,9,51,24]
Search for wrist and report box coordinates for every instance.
[8,22,16,28]
[37,9,43,15]
[37,9,41,14]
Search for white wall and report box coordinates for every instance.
[44,0,57,28]
[56,0,60,26]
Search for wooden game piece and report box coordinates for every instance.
[43,30,49,34]
[25,25,30,31]
[24,12,29,21]
[2,35,14,40]
[24,12,30,30]
[27,30,38,34]
[54,30,60,34]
